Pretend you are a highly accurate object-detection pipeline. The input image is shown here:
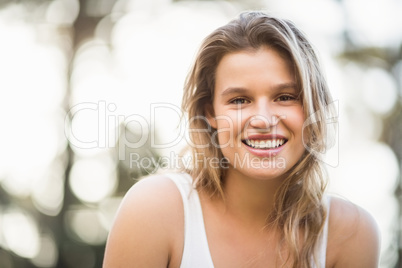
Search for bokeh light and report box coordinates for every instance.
[31,162,65,216]
[1,209,40,258]
[31,232,59,268]
[69,155,117,204]
[46,0,80,26]
[343,0,402,47]
[363,67,398,115]
[65,208,109,245]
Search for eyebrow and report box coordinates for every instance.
[220,87,248,97]
[220,82,298,97]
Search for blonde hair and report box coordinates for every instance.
[182,11,336,268]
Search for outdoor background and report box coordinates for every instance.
[0,0,401,267]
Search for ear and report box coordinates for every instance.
[205,104,217,129]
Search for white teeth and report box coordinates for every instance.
[267,140,272,148]
[244,139,286,149]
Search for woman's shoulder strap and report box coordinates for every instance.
[164,172,214,268]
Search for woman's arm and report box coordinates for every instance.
[329,197,381,268]
[103,175,182,268]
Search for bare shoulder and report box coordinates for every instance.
[119,174,183,210]
[103,174,184,268]
[326,196,381,268]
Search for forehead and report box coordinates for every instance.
[214,47,296,93]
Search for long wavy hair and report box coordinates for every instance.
[181,11,336,268]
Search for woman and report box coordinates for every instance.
[103,11,380,268]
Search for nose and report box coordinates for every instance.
[247,101,282,130]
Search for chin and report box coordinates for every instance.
[250,169,288,181]
[229,162,290,181]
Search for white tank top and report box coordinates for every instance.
[166,172,330,268]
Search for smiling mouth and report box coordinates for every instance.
[242,138,288,149]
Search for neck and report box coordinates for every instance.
[218,168,284,229]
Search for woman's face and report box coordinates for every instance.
[207,47,305,180]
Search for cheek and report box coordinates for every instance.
[214,120,239,148]
[213,109,244,140]
[290,106,305,131]
[296,112,305,135]
[284,107,305,143]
